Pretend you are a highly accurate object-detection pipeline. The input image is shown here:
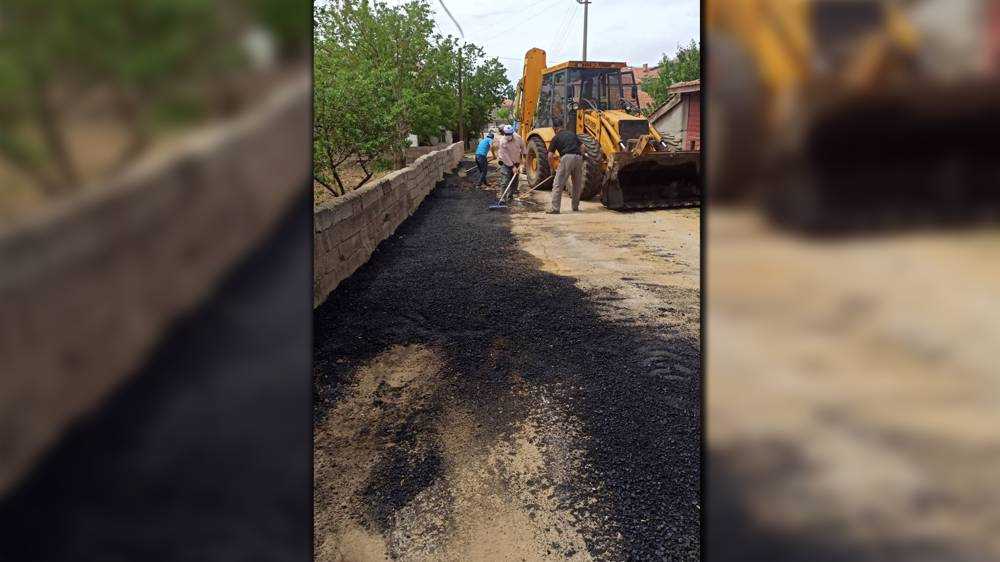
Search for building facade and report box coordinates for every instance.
[648,79,700,151]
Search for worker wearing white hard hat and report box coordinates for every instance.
[491,125,526,201]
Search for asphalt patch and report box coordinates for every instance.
[315,161,701,560]
[0,194,313,561]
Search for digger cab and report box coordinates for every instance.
[518,50,701,210]
[530,61,642,133]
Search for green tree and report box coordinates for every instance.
[316,0,443,171]
[70,0,241,170]
[313,9,395,194]
[419,38,509,145]
[312,0,511,195]
[0,0,301,196]
[642,39,700,110]
[248,0,311,56]
[456,44,509,144]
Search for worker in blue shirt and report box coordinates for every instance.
[474,132,495,186]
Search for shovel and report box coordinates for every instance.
[515,174,554,200]
[458,155,494,178]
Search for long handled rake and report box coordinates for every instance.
[487,167,520,210]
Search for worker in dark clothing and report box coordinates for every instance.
[546,119,584,214]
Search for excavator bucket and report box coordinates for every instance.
[764,79,1000,231]
[602,150,701,210]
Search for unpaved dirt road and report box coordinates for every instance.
[314,157,701,561]
[707,208,1000,561]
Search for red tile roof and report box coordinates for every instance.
[668,79,700,94]
[648,79,702,124]
[628,64,660,82]
[624,64,661,109]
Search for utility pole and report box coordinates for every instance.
[458,45,464,147]
[576,0,591,61]
[438,0,467,148]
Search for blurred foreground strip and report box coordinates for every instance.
[0,71,310,496]
[707,208,1000,561]
[0,0,308,217]
[708,0,1000,233]
[707,3,1000,554]
[0,0,309,498]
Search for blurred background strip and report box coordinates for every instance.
[707,0,1000,560]
[0,0,312,559]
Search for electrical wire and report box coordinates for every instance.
[549,2,577,55]
[467,0,552,21]
[550,6,574,58]
[490,0,565,37]
[553,6,579,59]
[437,0,464,37]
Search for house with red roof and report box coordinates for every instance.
[648,79,700,151]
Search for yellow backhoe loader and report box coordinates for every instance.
[709,0,1000,230]
[514,49,700,210]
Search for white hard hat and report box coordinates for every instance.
[503,125,514,135]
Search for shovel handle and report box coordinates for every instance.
[496,170,519,202]
[516,175,554,199]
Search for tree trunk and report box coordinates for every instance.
[111,86,150,172]
[0,146,59,194]
[393,120,407,169]
[325,147,348,195]
[356,159,374,188]
[31,71,78,193]
[329,167,346,195]
[314,174,340,196]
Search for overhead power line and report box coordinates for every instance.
[549,2,576,54]
[554,7,579,59]
[491,0,564,37]
[468,0,552,21]
[436,0,464,38]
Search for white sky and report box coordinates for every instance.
[415,0,700,86]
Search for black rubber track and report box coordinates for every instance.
[315,165,701,560]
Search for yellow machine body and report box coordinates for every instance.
[702,0,1000,231]
[513,49,700,210]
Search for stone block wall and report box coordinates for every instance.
[0,76,311,496]
[313,141,463,307]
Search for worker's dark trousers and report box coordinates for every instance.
[475,154,488,185]
[499,163,520,200]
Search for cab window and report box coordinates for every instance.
[621,70,639,104]
[605,72,623,109]
[535,73,554,128]
[552,70,568,125]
